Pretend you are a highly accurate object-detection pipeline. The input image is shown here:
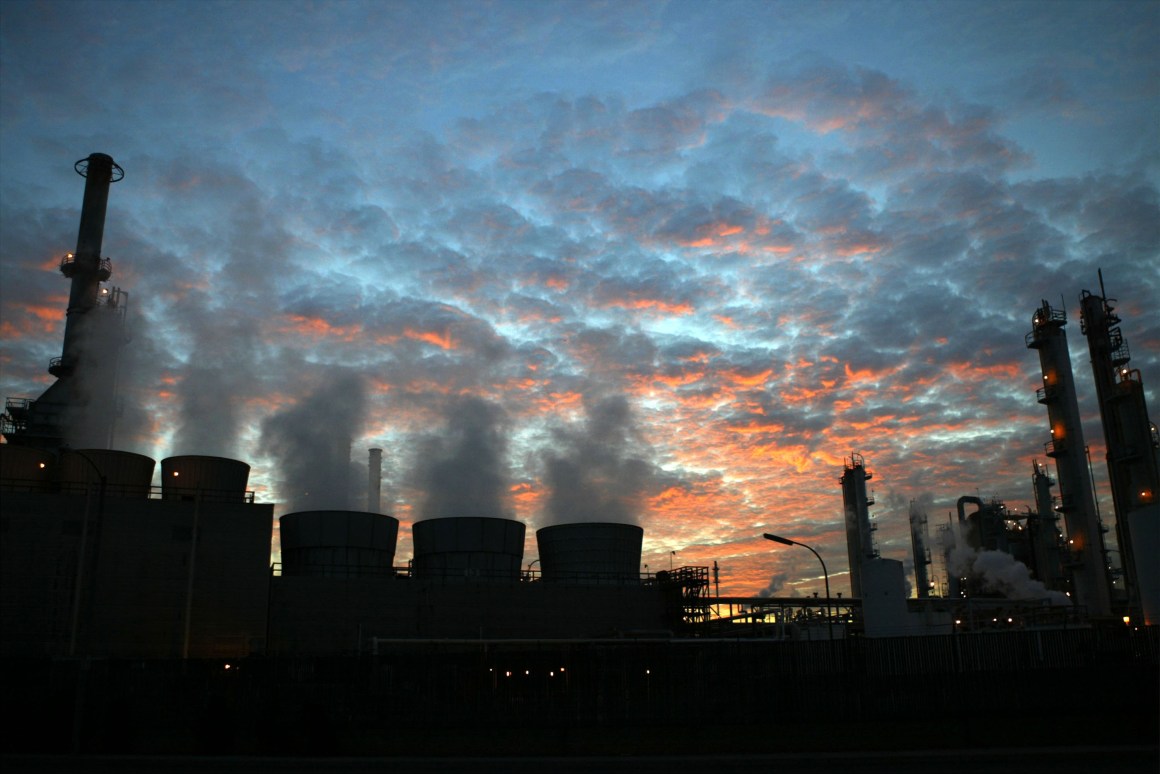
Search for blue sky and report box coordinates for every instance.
[2,0,1157,595]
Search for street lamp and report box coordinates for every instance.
[763,533,832,641]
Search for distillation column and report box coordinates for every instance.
[1028,461,1066,593]
[908,500,933,599]
[1026,300,1112,617]
[1079,274,1160,624]
[840,453,877,598]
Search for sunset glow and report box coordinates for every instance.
[1,0,1156,601]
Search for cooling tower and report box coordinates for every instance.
[59,448,154,497]
[280,510,399,579]
[411,517,525,582]
[536,522,643,585]
[0,445,55,492]
[161,455,250,502]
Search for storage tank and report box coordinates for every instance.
[161,455,250,502]
[411,517,525,582]
[59,448,154,498]
[536,522,643,585]
[0,444,55,492]
[280,510,399,579]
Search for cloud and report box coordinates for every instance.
[1,2,1156,599]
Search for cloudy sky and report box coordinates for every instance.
[2,0,1157,597]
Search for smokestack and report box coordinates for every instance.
[58,153,124,377]
[368,447,383,513]
[1,153,127,451]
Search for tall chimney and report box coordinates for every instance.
[368,448,383,513]
[1,153,126,450]
[58,153,124,376]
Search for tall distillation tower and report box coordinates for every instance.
[908,500,933,599]
[2,153,128,451]
[1026,299,1112,617]
[840,453,877,598]
[1079,273,1160,623]
[1028,460,1066,594]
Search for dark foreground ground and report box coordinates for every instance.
[3,630,1155,765]
[3,746,1159,774]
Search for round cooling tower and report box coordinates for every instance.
[411,517,525,582]
[0,445,55,492]
[536,522,643,585]
[280,510,400,579]
[161,455,250,502]
[59,449,155,497]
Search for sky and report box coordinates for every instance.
[1,0,1157,598]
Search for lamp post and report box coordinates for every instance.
[763,533,832,641]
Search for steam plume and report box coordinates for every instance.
[417,396,511,520]
[541,393,653,526]
[261,372,368,512]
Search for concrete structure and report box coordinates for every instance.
[536,522,643,585]
[0,451,273,658]
[411,516,525,582]
[280,510,399,579]
[161,455,251,502]
[266,578,670,654]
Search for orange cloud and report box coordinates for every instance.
[600,298,695,315]
[404,327,456,350]
[947,361,1023,381]
[727,420,785,436]
[749,444,816,473]
[282,314,362,341]
[724,368,772,388]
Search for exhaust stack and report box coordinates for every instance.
[368,448,383,513]
[1,153,127,450]
[56,153,124,378]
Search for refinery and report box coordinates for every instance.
[0,154,1156,758]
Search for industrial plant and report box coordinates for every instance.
[1,155,1156,757]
